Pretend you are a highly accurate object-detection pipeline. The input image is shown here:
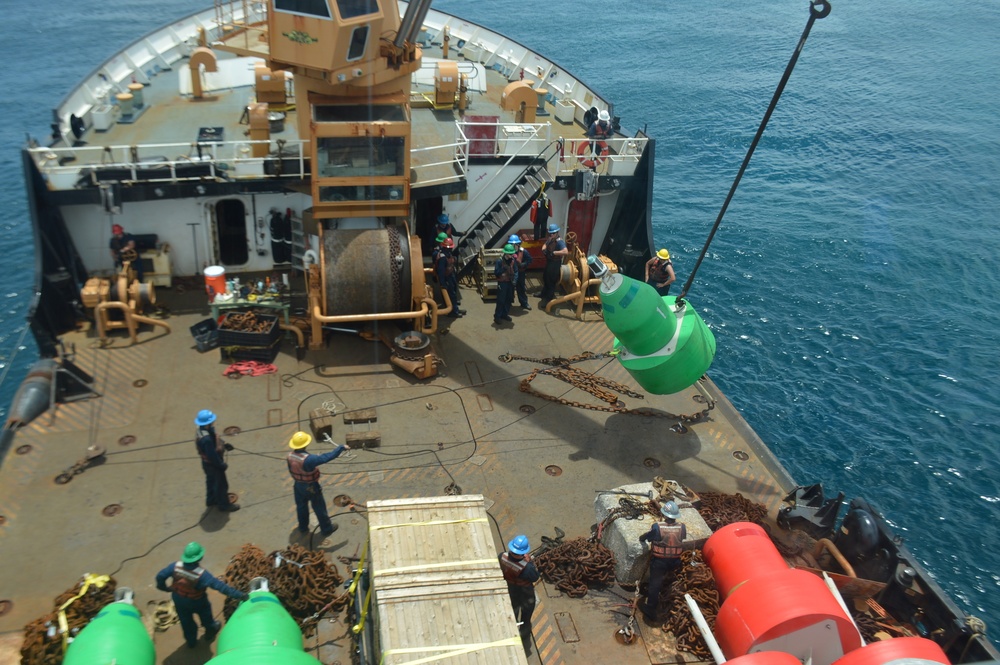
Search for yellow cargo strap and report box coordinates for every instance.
[58,573,111,652]
[369,517,487,531]
[380,636,522,665]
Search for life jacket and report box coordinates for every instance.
[499,553,534,586]
[445,252,456,276]
[650,522,686,559]
[172,562,206,599]
[650,258,672,281]
[287,451,319,482]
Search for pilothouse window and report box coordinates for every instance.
[274,0,332,19]
[336,0,379,20]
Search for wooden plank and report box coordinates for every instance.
[345,431,381,448]
[343,407,377,423]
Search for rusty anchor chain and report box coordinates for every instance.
[500,352,714,421]
[534,537,616,598]
[222,543,348,637]
[218,311,273,333]
[20,577,118,665]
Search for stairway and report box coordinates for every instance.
[454,165,552,276]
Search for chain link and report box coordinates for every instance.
[501,352,714,421]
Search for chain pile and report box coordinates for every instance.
[222,543,348,637]
[20,576,118,665]
[501,352,712,421]
[697,491,768,531]
[593,496,656,541]
[219,310,273,332]
[660,549,720,661]
[534,537,616,597]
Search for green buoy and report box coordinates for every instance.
[63,591,155,665]
[597,266,716,395]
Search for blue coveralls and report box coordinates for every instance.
[639,521,686,619]
[287,445,346,535]
[540,235,566,302]
[514,247,533,307]
[155,561,246,646]
[499,552,540,647]
[196,426,233,509]
[436,249,461,314]
[494,256,518,323]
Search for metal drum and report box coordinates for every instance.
[322,226,411,315]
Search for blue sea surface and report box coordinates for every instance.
[2,0,998,647]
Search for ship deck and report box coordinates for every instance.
[0,274,792,664]
[40,39,618,193]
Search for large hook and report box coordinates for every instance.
[810,1,832,20]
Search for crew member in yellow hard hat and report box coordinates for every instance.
[286,431,350,536]
[155,541,247,648]
[644,248,676,296]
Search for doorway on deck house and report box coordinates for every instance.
[214,199,249,265]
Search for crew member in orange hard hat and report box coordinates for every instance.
[286,431,350,537]
[644,248,676,296]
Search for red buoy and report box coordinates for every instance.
[727,652,802,665]
[703,521,788,599]
[831,636,949,664]
[715,568,862,663]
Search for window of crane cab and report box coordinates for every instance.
[347,26,369,61]
[336,0,380,20]
[274,0,332,20]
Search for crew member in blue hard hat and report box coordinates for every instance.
[508,234,533,310]
[638,501,689,623]
[194,409,239,512]
[539,223,568,305]
[644,248,676,296]
[493,244,518,326]
[286,431,351,537]
[155,541,248,648]
[435,212,457,238]
[499,534,540,656]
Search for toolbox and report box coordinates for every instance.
[189,318,219,352]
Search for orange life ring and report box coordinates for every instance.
[577,140,608,169]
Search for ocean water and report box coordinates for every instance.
[2,0,998,648]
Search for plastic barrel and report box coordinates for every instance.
[209,591,322,665]
[205,266,227,297]
[831,636,950,664]
[703,522,788,599]
[63,601,155,665]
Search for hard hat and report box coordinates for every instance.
[661,501,680,520]
[112,224,124,235]
[508,234,521,244]
[289,431,312,449]
[502,243,516,255]
[435,232,448,243]
[508,535,530,555]
[657,248,671,261]
[437,213,449,224]
[547,223,560,234]
[598,109,610,122]
[442,238,455,248]
[182,541,205,563]
[194,409,216,427]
